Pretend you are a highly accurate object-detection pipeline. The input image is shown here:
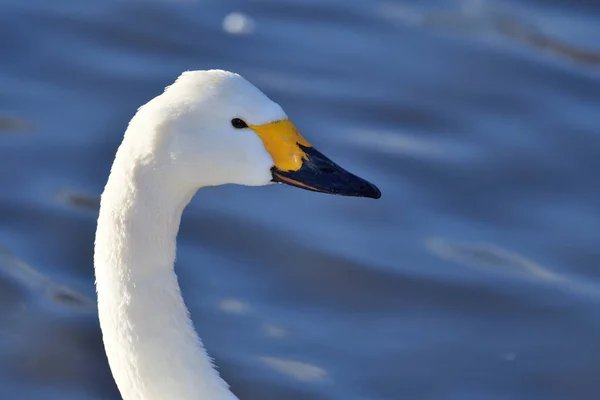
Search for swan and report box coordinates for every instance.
[94,69,381,400]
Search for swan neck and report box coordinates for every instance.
[101,166,193,275]
[94,159,236,400]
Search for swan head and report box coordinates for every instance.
[131,69,380,199]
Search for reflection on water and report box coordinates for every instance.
[380,1,600,67]
[258,357,328,383]
[222,12,255,35]
[0,117,29,133]
[427,237,563,280]
[496,18,600,66]
[1,0,600,399]
[0,244,94,311]
[262,323,287,339]
[427,237,600,299]
[346,129,445,158]
[56,190,101,212]
[219,298,251,315]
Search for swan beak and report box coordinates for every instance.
[271,145,381,199]
[250,119,381,199]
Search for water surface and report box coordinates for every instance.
[1,0,600,399]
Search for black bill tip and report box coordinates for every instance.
[271,145,381,199]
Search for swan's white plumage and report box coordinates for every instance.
[94,70,288,400]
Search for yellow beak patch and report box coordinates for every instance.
[249,119,311,172]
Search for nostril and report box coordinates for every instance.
[321,166,335,174]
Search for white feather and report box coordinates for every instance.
[94,70,287,400]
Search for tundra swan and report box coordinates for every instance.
[94,70,380,400]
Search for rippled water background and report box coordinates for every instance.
[1,0,600,399]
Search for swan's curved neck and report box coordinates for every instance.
[94,154,237,400]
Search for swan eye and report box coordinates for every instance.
[231,118,248,129]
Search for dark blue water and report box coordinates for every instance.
[1,0,600,399]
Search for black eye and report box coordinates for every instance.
[231,118,248,129]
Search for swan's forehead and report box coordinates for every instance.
[216,78,286,125]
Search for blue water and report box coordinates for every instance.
[1,0,600,399]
